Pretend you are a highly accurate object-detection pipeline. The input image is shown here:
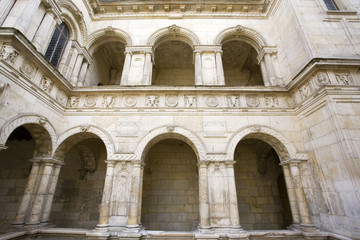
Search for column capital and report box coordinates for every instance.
[197,161,209,167]
[105,160,116,167]
[279,158,305,166]
[0,144,8,151]
[256,46,278,63]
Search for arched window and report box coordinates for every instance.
[45,23,69,68]
[324,0,339,10]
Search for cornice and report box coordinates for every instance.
[83,0,277,20]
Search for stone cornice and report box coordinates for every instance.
[84,0,277,20]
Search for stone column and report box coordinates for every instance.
[13,159,41,225]
[194,51,203,85]
[0,0,15,25]
[198,162,210,229]
[288,160,316,231]
[70,54,84,86]
[77,61,89,86]
[97,161,115,228]
[281,163,300,226]
[225,161,241,228]
[27,161,54,224]
[120,51,132,85]
[143,51,153,85]
[127,161,143,229]
[215,51,225,85]
[58,41,73,74]
[14,0,42,37]
[32,10,57,54]
[260,60,270,87]
[40,163,62,223]
[264,53,276,86]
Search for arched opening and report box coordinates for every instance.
[50,134,106,229]
[141,139,199,231]
[45,23,69,68]
[0,126,35,230]
[234,138,292,230]
[222,40,263,86]
[92,41,126,85]
[153,40,194,86]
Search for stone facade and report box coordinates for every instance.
[0,0,359,239]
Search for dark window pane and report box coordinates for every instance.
[324,0,339,10]
[44,23,69,68]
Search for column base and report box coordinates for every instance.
[300,223,319,232]
[124,224,144,233]
[95,224,109,232]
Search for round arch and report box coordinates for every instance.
[226,125,307,162]
[214,25,268,53]
[86,27,132,55]
[147,25,201,49]
[135,126,207,161]
[0,114,57,157]
[54,124,115,161]
[58,0,87,44]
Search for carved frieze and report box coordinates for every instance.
[20,60,36,78]
[335,72,352,85]
[123,95,138,107]
[264,95,278,108]
[146,95,159,107]
[67,96,80,108]
[103,95,116,108]
[205,95,219,107]
[84,95,97,107]
[56,90,68,106]
[227,95,239,108]
[0,44,18,64]
[316,72,329,87]
[185,95,197,107]
[165,94,178,107]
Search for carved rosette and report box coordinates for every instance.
[20,60,36,78]
[123,95,137,107]
[316,72,329,86]
[165,94,178,107]
[56,90,68,106]
[185,95,197,107]
[246,94,260,107]
[205,96,219,107]
[85,95,97,107]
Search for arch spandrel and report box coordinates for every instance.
[147,25,201,49]
[0,114,57,157]
[86,27,132,55]
[214,25,269,53]
[135,126,207,162]
[226,125,307,162]
[54,124,115,161]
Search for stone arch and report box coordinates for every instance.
[0,114,57,157]
[58,0,87,44]
[54,125,115,161]
[226,125,307,162]
[147,25,201,49]
[135,126,206,161]
[86,27,132,55]
[214,25,268,53]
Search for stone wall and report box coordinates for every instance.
[141,139,199,231]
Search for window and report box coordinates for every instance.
[45,23,69,68]
[324,0,339,10]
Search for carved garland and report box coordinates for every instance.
[214,25,268,53]
[134,125,207,161]
[0,114,58,154]
[147,25,201,47]
[55,124,115,160]
[226,125,302,161]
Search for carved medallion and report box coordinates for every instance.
[246,94,259,107]
[20,60,36,77]
[56,90,68,105]
[123,95,137,107]
[285,97,296,108]
[84,95,97,107]
[316,72,329,86]
[165,94,178,107]
[205,96,219,107]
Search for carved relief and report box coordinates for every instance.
[203,121,226,137]
[146,95,159,107]
[67,96,80,107]
[227,95,239,107]
[165,94,178,107]
[0,44,19,63]
[335,72,351,85]
[56,90,68,106]
[205,95,219,107]
[84,95,97,107]
[20,60,36,77]
[123,95,137,107]
[39,117,48,125]
[116,120,139,137]
[111,170,130,216]
[103,95,115,108]
[185,95,197,107]
[264,95,278,108]
[246,94,260,107]
[285,97,296,108]
[316,72,329,86]
[40,76,54,93]
[299,84,311,100]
